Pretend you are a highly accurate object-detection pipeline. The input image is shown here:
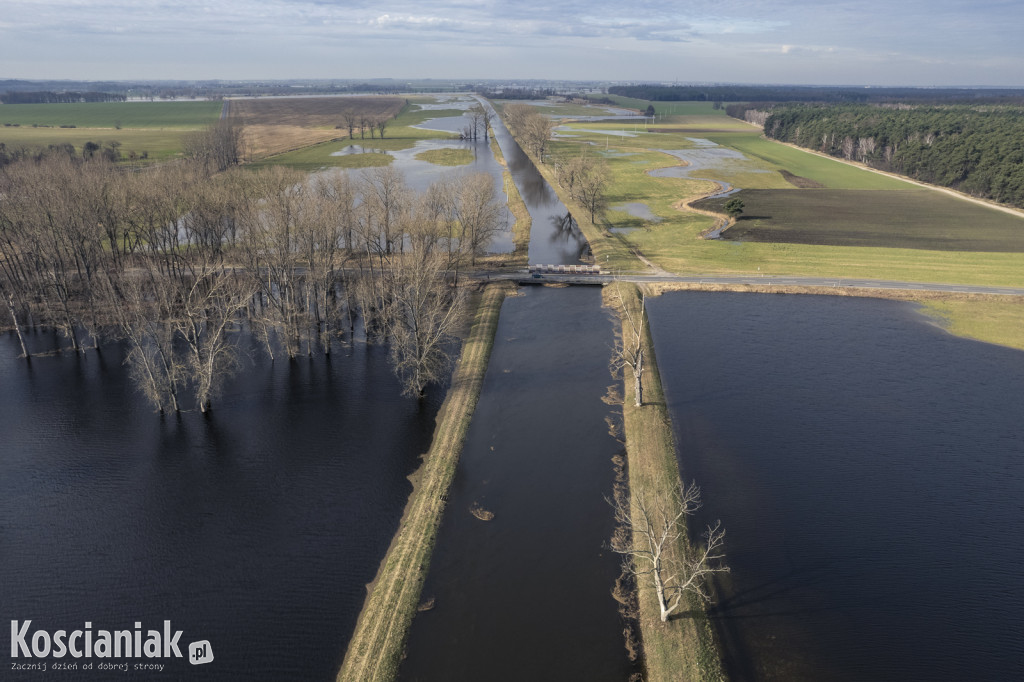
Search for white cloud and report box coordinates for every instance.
[0,0,1020,84]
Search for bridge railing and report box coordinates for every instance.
[528,264,602,275]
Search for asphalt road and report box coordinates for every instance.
[485,270,1024,297]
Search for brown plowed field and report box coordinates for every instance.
[696,189,1024,252]
[232,96,404,158]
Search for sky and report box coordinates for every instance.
[2,0,1023,86]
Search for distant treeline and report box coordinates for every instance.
[610,85,1024,105]
[478,88,559,100]
[744,103,1024,207]
[0,91,128,104]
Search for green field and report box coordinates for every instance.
[697,189,1024,252]
[703,134,913,190]
[0,101,223,160]
[0,101,222,129]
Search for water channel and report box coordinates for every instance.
[0,331,445,680]
[398,286,634,681]
[482,100,588,265]
[646,292,1024,681]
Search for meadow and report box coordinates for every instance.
[254,100,462,170]
[0,100,223,160]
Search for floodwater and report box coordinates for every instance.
[613,201,662,223]
[650,138,769,198]
[331,97,515,255]
[646,292,1024,681]
[0,330,447,681]
[398,286,634,681]
[482,100,589,265]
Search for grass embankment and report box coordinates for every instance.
[0,100,222,160]
[920,298,1024,351]
[605,282,726,682]
[337,282,510,682]
[489,134,531,265]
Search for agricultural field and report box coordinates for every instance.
[231,95,405,158]
[532,102,1024,288]
[0,101,222,128]
[0,100,222,160]
[696,189,1024,252]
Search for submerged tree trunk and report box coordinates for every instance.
[6,293,30,359]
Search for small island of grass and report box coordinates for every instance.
[415,148,474,166]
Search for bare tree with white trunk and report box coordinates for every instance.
[609,283,646,407]
[608,481,729,622]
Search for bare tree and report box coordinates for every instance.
[4,290,29,359]
[384,223,465,398]
[609,481,729,622]
[343,110,359,139]
[503,104,555,162]
[609,283,646,407]
[375,116,388,140]
[111,270,182,414]
[360,166,411,256]
[456,172,503,266]
[573,155,610,223]
[184,118,244,172]
[467,105,485,140]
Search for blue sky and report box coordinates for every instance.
[2,0,1022,85]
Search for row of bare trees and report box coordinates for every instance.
[0,154,504,412]
[461,104,493,142]
[553,151,610,222]
[502,103,556,161]
[503,104,609,222]
[341,111,392,140]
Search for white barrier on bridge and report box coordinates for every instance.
[529,264,602,275]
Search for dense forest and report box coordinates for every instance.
[0,150,503,412]
[733,104,1024,207]
[610,84,1024,104]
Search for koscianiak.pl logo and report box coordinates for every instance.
[10,620,213,673]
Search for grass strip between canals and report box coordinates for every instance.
[337,282,510,682]
[489,133,531,266]
[605,282,727,682]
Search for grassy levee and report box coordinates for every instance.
[337,283,509,682]
[605,282,726,682]
[489,135,531,265]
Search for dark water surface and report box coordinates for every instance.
[646,292,1024,681]
[482,100,589,265]
[0,331,445,680]
[399,286,633,681]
